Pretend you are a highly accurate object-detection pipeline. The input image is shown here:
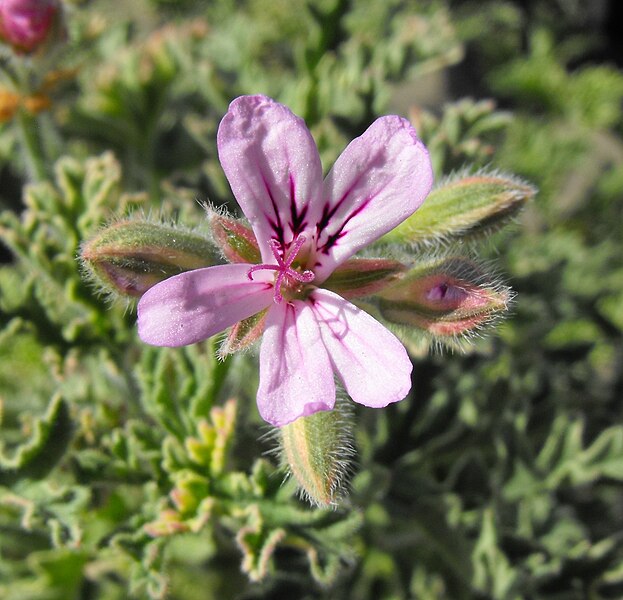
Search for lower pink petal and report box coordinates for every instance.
[258,301,335,427]
[137,264,274,347]
[309,289,412,408]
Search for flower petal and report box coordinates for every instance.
[309,289,412,408]
[258,301,335,427]
[217,95,324,260]
[313,116,433,281]
[137,264,274,347]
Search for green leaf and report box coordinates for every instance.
[471,509,518,599]
[0,395,73,486]
[136,343,224,440]
[0,548,88,600]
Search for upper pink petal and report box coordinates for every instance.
[217,95,324,261]
[257,301,335,427]
[309,289,412,408]
[313,116,433,282]
[137,264,274,347]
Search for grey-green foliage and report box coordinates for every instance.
[0,394,72,486]
[342,3,623,598]
[0,150,367,598]
[67,0,463,195]
[1,0,622,599]
[414,98,512,176]
[489,28,623,129]
[0,152,140,342]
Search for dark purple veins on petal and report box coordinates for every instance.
[314,174,368,255]
[261,173,285,245]
[288,174,308,236]
[316,195,374,256]
[261,172,310,246]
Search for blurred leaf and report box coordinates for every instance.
[0,395,72,486]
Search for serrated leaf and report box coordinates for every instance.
[0,395,73,485]
[136,342,227,440]
[0,548,88,600]
[235,504,286,582]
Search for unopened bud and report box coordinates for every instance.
[81,220,219,298]
[279,400,355,507]
[377,257,512,338]
[384,173,535,247]
[0,0,65,55]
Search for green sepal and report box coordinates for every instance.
[219,309,267,357]
[381,172,536,247]
[322,258,406,299]
[81,219,219,298]
[209,212,261,264]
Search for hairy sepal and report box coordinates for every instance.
[219,309,268,358]
[322,258,407,299]
[209,211,261,264]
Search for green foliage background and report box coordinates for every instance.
[1,0,622,598]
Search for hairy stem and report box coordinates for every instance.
[16,108,48,182]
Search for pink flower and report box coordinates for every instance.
[0,0,60,54]
[138,95,433,426]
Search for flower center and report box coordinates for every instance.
[247,234,315,303]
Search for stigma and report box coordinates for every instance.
[248,234,315,303]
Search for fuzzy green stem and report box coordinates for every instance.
[16,108,48,182]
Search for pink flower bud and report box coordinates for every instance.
[0,0,62,54]
[80,220,219,299]
[377,257,513,340]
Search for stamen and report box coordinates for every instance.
[247,264,280,279]
[247,234,315,302]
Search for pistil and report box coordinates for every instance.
[248,234,315,303]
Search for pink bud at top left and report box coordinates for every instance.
[0,0,63,54]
